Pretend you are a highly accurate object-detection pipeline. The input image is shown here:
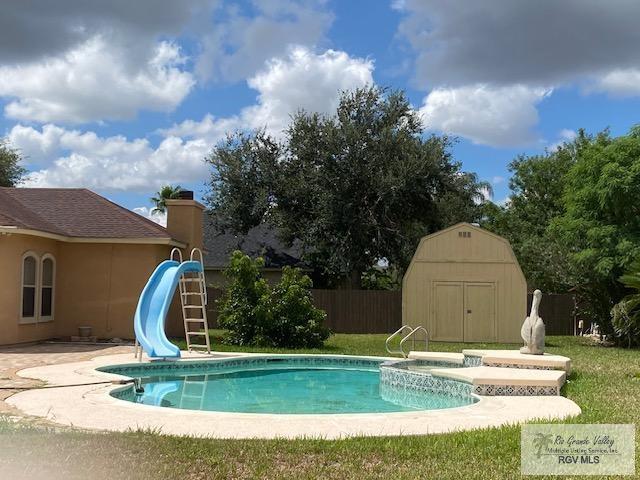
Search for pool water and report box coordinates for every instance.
[108,358,475,414]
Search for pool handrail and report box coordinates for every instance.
[399,326,429,358]
[385,325,414,356]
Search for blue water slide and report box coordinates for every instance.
[134,260,203,358]
[144,381,181,406]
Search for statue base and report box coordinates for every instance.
[519,346,544,355]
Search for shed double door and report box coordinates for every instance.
[432,281,496,342]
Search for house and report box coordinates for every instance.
[202,215,308,286]
[0,187,204,345]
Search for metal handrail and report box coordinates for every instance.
[170,247,183,263]
[399,326,429,358]
[189,247,204,264]
[189,248,207,306]
[385,325,414,356]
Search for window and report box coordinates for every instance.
[20,252,38,323]
[40,255,55,321]
[19,252,56,324]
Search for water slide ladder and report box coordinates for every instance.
[134,248,211,360]
[179,374,208,410]
[385,325,429,358]
[174,248,212,354]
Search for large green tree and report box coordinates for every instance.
[551,127,640,335]
[0,139,27,187]
[206,87,488,287]
[481,135,582,292]
[484,126,640,339]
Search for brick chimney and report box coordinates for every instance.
[165,191,204,253]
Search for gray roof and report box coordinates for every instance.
[203,214,305,269]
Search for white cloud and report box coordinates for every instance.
[132,206,167,227]
[11,124,209,192]
[166,47,374,139]
[548,128,577,152]
[420,84,550,147]
[478,185,493,203]
[244,47,374,136]
[0,37,194,124]
[0,0,335,124]
[492,176,505,185]
[11,47,373,191]
[160,114,242,143]
[195,0,333,82]
[590,69,640,97]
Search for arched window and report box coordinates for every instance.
[20,252,39,323]
[40,255,55,322]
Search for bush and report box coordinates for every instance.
[217,252,330,348]
[257,267,330,348]
[610,260,640,347]
[217,251,269,345]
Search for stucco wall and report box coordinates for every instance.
[54,243,171,339]
[0,234,59,344]
[0,234,174,345]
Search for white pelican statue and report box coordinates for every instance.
[520,289,545,355]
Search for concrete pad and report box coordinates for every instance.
[462,349,572,372]
[432,366,566,388]
[6,351,581,439]
[407,351,464,364]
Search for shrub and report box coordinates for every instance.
[257,267,330,348]
[611,260,640,347]
[217,251,269,345]
[217,252,330,348]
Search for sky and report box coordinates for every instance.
[2,0,640,225]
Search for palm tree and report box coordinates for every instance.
[151,185,183,214]
[611,260,640,347]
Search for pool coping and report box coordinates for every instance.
[6,351,582,439]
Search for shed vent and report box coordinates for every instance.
[458,231,471,238]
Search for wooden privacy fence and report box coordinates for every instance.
[526,292,575,336]
[311,289,402,334]
[205,288,575,336]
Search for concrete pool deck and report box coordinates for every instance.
[5,348,581,439]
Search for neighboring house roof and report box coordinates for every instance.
[203,214,305,269]
[0,187,173,241]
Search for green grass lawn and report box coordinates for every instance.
[1,333,639,479]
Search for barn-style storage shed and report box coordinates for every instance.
[402,223,526,343]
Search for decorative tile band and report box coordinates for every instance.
[380,359,463,370]
[482,362,554,370]
[99,356,384,378]
[379,382,476,409]
[379,365,474,400]
[463,355,482,367]
[473,384,560,396]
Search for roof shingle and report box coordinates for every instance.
[203,213,305,269]
[0,188,171,239]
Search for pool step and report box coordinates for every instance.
[461,349,572,372]
[431,366,566,396]
[408,351,464,364]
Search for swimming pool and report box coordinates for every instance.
[101,356,476,414]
